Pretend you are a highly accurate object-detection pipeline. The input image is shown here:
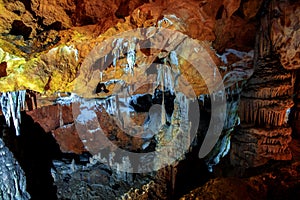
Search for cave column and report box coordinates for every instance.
[230,0,294,168]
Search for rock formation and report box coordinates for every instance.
[0,138,30,200]
[180,162,300,200]
[230,0,298,168]
[0,0,299,199]
[231,58,294,167]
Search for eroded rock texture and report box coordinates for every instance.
[292,70,300,138]
[0,138,30,200]
[0,0,258,94]
[180,161,300,200]
[270,0,300,70]
[230,0,297,168]
[0,0,300,199]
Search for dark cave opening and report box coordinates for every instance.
[9,20,32,40]
[129,89,176,125]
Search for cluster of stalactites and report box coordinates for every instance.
[0,90,26,136]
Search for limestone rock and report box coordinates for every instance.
[0,0,37,38]
[31,0,74,29]
[270,0,300,70]
[26,104,73,133]
[0,138,30,200]
[0,0,258,95]
[232,58,294,168]
[242,0,264,19]
[231,127,292,167]
[52,123,86,154]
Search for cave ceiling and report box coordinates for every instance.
[0,0,264,95]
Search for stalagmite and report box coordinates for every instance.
[0,138,30,199]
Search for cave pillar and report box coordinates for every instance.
[230,0,297,168]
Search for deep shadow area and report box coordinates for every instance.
[0,112,62,200]
[173,154,212,199]
[172,100,212,199]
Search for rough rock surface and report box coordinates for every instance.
[231,57,294,167]
[0,0,258,94]
[230,0,297,168]
[0,0,300,199]
[270,0,300,70]
[180,162,300,200]
[0,138,30,200]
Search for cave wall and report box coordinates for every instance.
[0,0,300,199]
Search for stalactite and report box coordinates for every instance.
[126,38,136,75]
[0,90,26,136]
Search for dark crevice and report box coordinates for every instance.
[44,21,63,32]
[115,0,150,19]
[12,10,21,16]
[255,0,272,19]
[291,70,300,138]
[18,0,34,15]
[0,62,7,78]
[9,20,32,40]
[115,1,130,19]
[216,5,225,20]
[129,89,176,120]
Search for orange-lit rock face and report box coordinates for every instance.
[0,0,258,164]
[26,104,86,154]
[0,0,258,95]
[2,0,290,170]
[271,0,300,70]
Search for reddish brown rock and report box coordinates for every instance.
[0,62,7,77]
[181,162,300,200]
[230,0,297,167]
[242,0,264,19]
[213,15,257,52]
[180,177,260,200]
[31,0,75,29]
[231,127,292,167]
[26,104,73,133]
[73,0,118,26]
[291,70,300,138]
[232,58,294,167]
[52,123,86,154]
